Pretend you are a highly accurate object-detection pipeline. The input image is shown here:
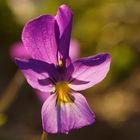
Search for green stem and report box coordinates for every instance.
[0,70,25,113]
[41,131,48,140]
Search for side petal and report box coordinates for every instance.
[41,92,95,134]
[15,58,59,92]
[22,15,59,65]
[66,53,111,91]
[55,4,73,61]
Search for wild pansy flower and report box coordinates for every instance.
[15,4,111,134]
[10,39,79,103]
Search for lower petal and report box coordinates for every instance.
[41,92,95,134]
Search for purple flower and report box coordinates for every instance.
[15,4,111,134]
[10,39,80,104]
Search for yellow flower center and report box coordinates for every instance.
[55,82,73,105]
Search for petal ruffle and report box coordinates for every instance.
[41,92,95,134]
[22,15,59,65]
[55,4,73,61]
[16,58,60,92]
[66,53,111,91]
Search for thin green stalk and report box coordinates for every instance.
[0,70,25,113]
[41,131,48,140]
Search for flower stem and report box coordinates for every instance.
[41,131,48,140]
[0,70,25,113]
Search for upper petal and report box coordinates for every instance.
[55,4,73,61]
[66,53,111,91]
[41,92,95,134]
[22,15,59,65]
[16,58,60,92]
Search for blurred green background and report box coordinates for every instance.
[0,0,140,139]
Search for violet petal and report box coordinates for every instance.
[41,92,95,134]
[55,4,73,61]
[15,58,60,92]
[22,15,59,65]
[66,53,111,91]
